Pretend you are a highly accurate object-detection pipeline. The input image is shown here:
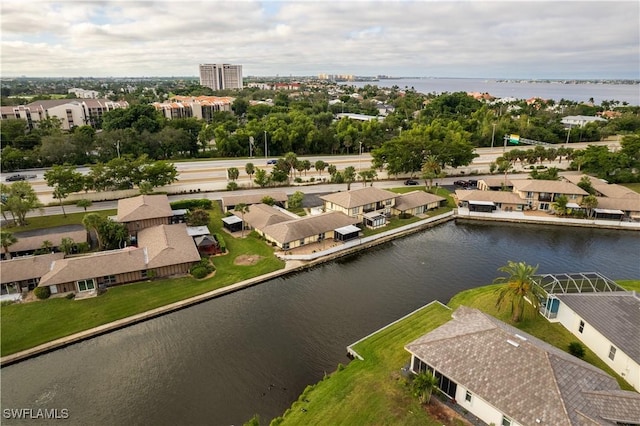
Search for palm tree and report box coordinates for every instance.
[234,203,250,237]
[552,195,569,217]
[494,261,543,322]
[421,155,441,190]
[245,163,255,188]
[82,212,105,249]
[411,371,439,404]
[1,230,17,260]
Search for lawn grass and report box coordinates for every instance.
[2,209,117,232]
[274,280,639,425]
[621,183,640,193]
[1,201,284,356]
[275,302,454,426]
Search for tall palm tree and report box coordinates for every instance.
[421,155,441,190]
[82,212,105,249]
[552,195,569,216]
[234,203,250,237]
[494,261,543,322]
[1,230,17,260]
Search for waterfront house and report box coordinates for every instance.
[0,253,65,300]
[37,223,200,295]
[405,306,640,426]
[260,211,361,250]
[511,179,588,211]
[562,175,640,220]
[391,191,446,217]
[455,189,527,212]
[320,186,397,229]
[547,292,640,392]
[220,192,288,213]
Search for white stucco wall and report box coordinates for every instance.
[556,301,639,391]
[455,386,521,426]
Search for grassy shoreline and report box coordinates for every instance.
[271,280,639,426]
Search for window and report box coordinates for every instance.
[578,320,585,333]
[350,207,359,215]
[502,416,512,426]
[103,275,117,285]
[609,346,617,360]
[283,243,290,250]
[141,270,148,279]
[299,239,305,246]
[76,279,95,292]
[465,390,472,402]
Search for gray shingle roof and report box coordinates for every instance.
[405,306,638,426]
[393,191,444,211]
[117,194,173,222]
[241,203,293,230]
[320,186,397,209]
[262,212,360,244]
[512,179,589,195]
[555,292,640,362]
[0,253,64,284]
[137,223,200,268]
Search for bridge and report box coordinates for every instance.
[503,134,554,147]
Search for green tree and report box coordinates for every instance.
[411,371,439,404]
[82,213,106,250]
[254,169,270,188]
[186,209,210,226]
[289,191,304,209]
[577,176,596,195]
[421,155,442,189]
[245,163,255,187]
[552,195,570,216]
[234,203,250,237]
[76,199,92,212]
[1,231,17,260]
[137,159,178,190]
[581,194,598,218]
[494,261,543,322]
[344,166,356,190]
[0,181,43,226]
[261,196,276,206]
[44,165,84,217]
[227,167,240,181]
[314,160,327,175]
[59,237,76,255]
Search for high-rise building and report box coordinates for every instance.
[199,64,243,91]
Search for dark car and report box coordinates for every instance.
[453,180,468,187]
[5,174,35,182]
[266,159,277,165]
[404,179,419,186]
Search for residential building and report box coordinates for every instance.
[561,115,607,128]
[550,292,640,391]
[220,192,288,213]
[511,179,588,211]
[0,253,65,300]
[455,189,527,213]
[152,96,234,122]
[199,63,243,91]
[0,99,129,130]
[117,194,174,236]
[391,191,446,216]
[406,306,640,426]
[321,187,397,229]
[6,227,88,258]
[68,88,100,99]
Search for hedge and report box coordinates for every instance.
[170,199,213,210]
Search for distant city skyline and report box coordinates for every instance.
[1,1,638,80]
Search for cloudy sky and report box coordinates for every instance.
[1,1,638,79]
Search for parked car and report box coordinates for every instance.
[266,159,277,165]
[5,174,36,182]
[404,179,419,186]
[453,180,468,187]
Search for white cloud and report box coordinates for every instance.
[1,0,638,78]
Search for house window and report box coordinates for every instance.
[502,416,512,426]
[578,320,585,333]
[350,207,359,215]
[283,242,290,250]
[609,346,616,360]
[141,270,148,279]
[77,279,95,292]
[299,238,305,246]
[465,390,472,402]
[103,275,117,285]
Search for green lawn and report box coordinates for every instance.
[1,201,284,356]
[621,183,640,193]
[273,280,639,426]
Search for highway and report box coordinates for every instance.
[1,140,620,205]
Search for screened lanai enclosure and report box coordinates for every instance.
[535,272,627,319]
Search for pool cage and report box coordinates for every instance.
[533,272,627,319]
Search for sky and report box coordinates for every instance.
[1,0,639,80]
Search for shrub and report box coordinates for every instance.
[65,293,76,300]
[34,287,51,300]
[227,181,239,191]
[294,177,302,183]
[190,258,215,279]
[214,233,226,252]
[569,341,586,358]
[170,199,212,210]
[190,266,208,279]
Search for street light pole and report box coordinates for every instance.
[264,130,268,160]
[358,141,362,171]
[491,123,496,149]
[566,125,571,144]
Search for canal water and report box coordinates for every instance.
[1,221,639,425]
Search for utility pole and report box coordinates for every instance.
[566,125,571,144]
[264,130,268,160]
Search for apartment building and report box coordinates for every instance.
[199,64,243,91]
[152,96,234,122]
[0,99,129,130]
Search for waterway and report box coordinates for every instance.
[1,221,639,425]
[343,78,640,105]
